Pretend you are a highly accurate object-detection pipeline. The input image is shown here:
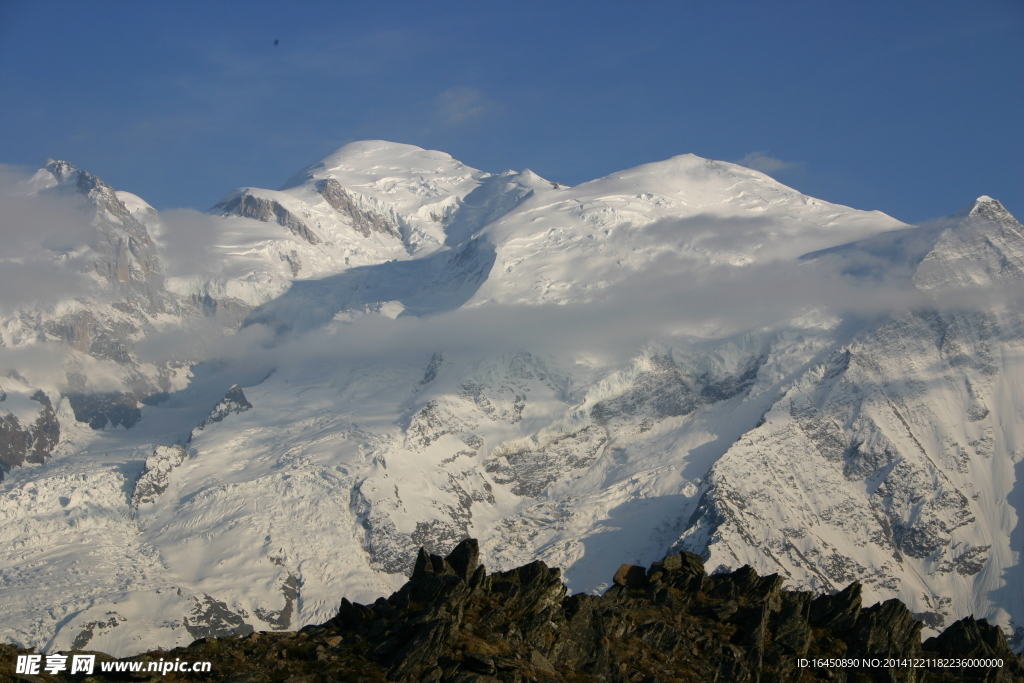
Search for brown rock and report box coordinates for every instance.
[613,563,648,588]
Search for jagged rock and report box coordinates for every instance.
[191,384,253,439]
[809,580,863,630]
[926,615,1020,661]
[131,445,189,508]
[612,563,647,588]
[316,179,401,238]
[0,390,60,480]
[445,538,480,581]
[214,193,322,245]
[10,540,1024,681]
[184,595,254,640]
[342,542,1024,682]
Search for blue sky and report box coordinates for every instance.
[0,0,1020,222]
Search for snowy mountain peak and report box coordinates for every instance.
[23,160,164,289]
[34,159,117,204]
[959,195,1015,223]
[280,140,476,192]
[42,159,79,184]
[913,196,1024,290]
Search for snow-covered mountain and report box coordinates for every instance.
[672,196,1024,637]
[1,141,1022,657]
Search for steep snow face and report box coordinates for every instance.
[672,200,1024,640]
[913,197,1024,291]
[210,141,494,267]
[2,142,1023,657]
[279,140,492,249]
[197,142,506,318]
[470,155,906,305]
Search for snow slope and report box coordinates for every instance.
[470,154,903,305]
[673,197,1024,640]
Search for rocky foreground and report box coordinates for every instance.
[3,540,1022,683]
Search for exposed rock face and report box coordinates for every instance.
[323,541,1023,682]
[7,540,1020,681]
[131,445,189,509]
[45,310,134,364]
[65,391,141,430]
[253,574,300,631]
[189,384,253,440]
[670,197,1024,632]
[4,160,194,437]
[317,178,402,238]
[43,160,163,291]
[214,192,322,245]
[0,390,59,480]
[183,594,255,641]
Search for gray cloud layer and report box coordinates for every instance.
[0,166,95,313]
[134,242,1015,397]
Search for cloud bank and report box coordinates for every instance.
[0,166,95,313]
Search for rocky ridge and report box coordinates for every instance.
[2,540,1021,682]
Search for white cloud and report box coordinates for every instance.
[434,86,489,124]
[155,208,227,277]
[734,150,802,175]
[193,249,957,392]
[0,166,97,313]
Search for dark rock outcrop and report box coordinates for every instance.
[214,193,322,245]
[317,178,401,238]
[66,391,141,430]
[4,540,1022,682]
[189,384,253,440]
[0,391,60,480]
[131,445,189,508]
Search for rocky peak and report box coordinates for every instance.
[43,158,78,183]
[190,384,253,440]
[0,390,59,481]
[324,542,1024,681]
[913,196,1024,290]
[16,540,1021,681]
[39,159,163,288]
[43,159,125,217]
[959,195,1016,223]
